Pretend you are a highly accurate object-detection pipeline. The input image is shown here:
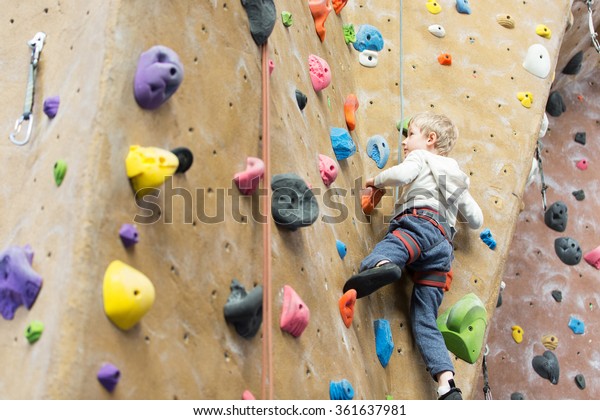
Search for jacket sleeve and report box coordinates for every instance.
[456,190,484,229]
[374,152,423,188]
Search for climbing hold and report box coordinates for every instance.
[562,51,584,75]
[329,379,354,400]
[497,14,515,29]
[496,281,505,308]
[479,228,496,250]
[25,320,44,344]
[336,240,347,260]
[43,96,60,118]
[53,160,67,186]
[280,285,310,338]
[133,45,183,110]
[308,0,332,42]
[511,325,524,344]
[242,390,256,400]
[539,113,549,138]
[572,189,585,201]
[574,132,586,145]
[517,92,533,108]
[171,147,194,174]
[308,54,331,92]
[330,127,356,160]
[522,44,551,79]
[546,91,566,117]
[103,260,155,331]
[426,0,442,14]
[295,89,307,111]
[575,374,586,390]
[532,350,560,385]
[97,363,121,392]
[281,11,293,27]
[551,290,562,302]
[436,292,488,364]
[374,319,394,368]
[568,316,584,334]
[554,237,582,265]
[437,53,452,66]
[223,279,263,339]
[544,201,568,232]
[511,392,525,400]
[361,186,385,215]
[268,59,275,75]
[358,50,378,68]
[536,24,552,39]
[343,24,357,44]
[456,0,471,14]
[234,157,265,195]
[338,289,356,328]
[397,117,411,137]
[119,223,139,248]
[583,246,600,269]
[366,135,390,169]
[344,94,359,131]
[353,25,384,52]
[240,0,276,46]
[0,245,43,320]
[125,145,179,196]
[428,24,446,38]
[318,154,338,187]
[271,173,319,229]
[541,334,558,350]
[576,159,588,170]
[332,0,348,14]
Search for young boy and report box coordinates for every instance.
[343,112,483,400]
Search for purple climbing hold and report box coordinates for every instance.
[43,96,60,118]
[532,350,559,384]
[0,245,43,320]
[223,279,263,339]
[119,224,139,248]
[568,315,584,334]
[241,0,276,46]
[374,319,394,368]
[97,363,121,392]
[134,46,184,110]
[329,379,354,400]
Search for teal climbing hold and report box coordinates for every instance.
[568,316,584,334]
[367,135,390,169]
[374,319,394,368]
[329,379,354,400]
[336,240,347,260]
[330,127,356,160]
[456,0,471,14]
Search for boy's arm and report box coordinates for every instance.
[457,191,484,229]
[372,152,423,188]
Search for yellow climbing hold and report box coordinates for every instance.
[511,325,524,343]
[517,92,533,108]
[103,260,156,331]
[126,145,179,195]
[542,334,559,350]
[426,0,441,15]
[536,24,552,39]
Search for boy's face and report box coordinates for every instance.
[402,124,437,157]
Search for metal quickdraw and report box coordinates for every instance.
[9,32,46,146]
[535,139,548,213]
[587,0,600,53]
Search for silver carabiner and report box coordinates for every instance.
[588,0,600,53]
[9,114,34,146]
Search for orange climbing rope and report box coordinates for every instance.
[260,44,273,401]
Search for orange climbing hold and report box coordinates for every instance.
[361,186,385,215]
[437,53,452,65]
[339,289,357,328]
[332,0,348,14]
[344,94,359,131]
[309,0,332,42]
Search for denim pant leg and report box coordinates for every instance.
[410,284,454,380]
[359,228,410,272]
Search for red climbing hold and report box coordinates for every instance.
[437,53,452,65]
[361,186,385,215]
[584,246,600,269]
[576,159,588,170]
[339,289,357,328]
[280,285,310,337]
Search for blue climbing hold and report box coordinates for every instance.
[329,379,354,400]
[330,127,356,160]
[480,228,496,250]
[352,24,384,52]
[374,319,394,368]
[568,316,584,334]
[456,0,471,14]
[336,240,347,260]
[366,135,390,169]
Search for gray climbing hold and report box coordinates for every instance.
[562,51,583,75]
[544,201,568,232]
[366,135,390,169]
[574,132,586,145]
[551,290,562,302]
[241,0,276,46]
[532,350,559,385]
[271,173,319,230]
[295,89,307,111]
[546,91,566,117]
[554,237,582,265]
[575,373,586,390]
[510,392,525,400]
[223,279,263,339]
[330,127,356,160]
[572,189,585,201]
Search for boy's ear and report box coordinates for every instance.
[427,131,438,145]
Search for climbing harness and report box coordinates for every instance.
[9,32,46,146]
[482,345,493,400]
[534,140,549,212]
[587,0,600,53]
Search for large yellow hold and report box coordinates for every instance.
[103,260,155,330]
[125,145,179,195]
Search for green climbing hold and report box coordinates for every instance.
[53,160,67,186]
[437,293,488,364]
[396,117,411,137]
[281,11,293,27]
[25,320,44,344]
[343,24,356,44]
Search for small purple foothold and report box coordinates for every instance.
[119,224,139,248]
[97,363,121,392]
[0,245,43,320]
[134,46,184,110]
[43,96,60,118]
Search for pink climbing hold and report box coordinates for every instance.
[584,246,600,269]
[318,154,338,187]
[576,159,588,170]
[234,157,265,195]
[308,54,331,92]
[280,285,310,337]
[268,59,275,75]
[242,390,256,400]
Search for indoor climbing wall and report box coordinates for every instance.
[480,0,600,399]
[0,0,571,400]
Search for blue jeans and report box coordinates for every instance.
[360,215,455,380]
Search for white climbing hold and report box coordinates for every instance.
[539,113,549,138]
[428,24,446,38]
[522,44,551,79]
[359,50,378,68]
